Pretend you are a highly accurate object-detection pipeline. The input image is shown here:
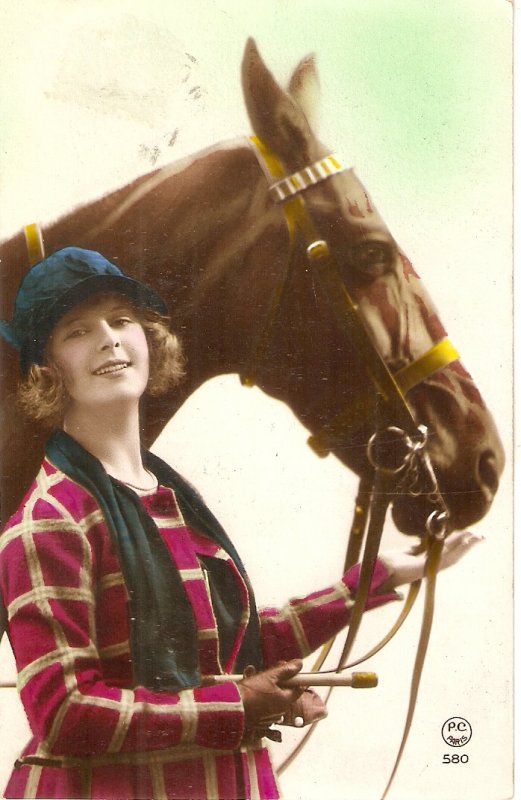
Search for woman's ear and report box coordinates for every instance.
[40,361,66,390]
[41,356,61,377]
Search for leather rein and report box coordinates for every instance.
[245,137,459,798]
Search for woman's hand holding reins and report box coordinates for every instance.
[378,530,484,591]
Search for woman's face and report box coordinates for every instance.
[47,293,150,414]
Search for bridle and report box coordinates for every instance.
[244,136,459,449]
[244,136,460,797]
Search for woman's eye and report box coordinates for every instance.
[348,242,393,277]
[66,328,87,339]
[114,317,133,327]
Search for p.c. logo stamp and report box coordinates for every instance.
[442,717,472,748]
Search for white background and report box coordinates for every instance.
[0,2,513,799]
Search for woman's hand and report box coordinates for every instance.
[280,688,328,727]
[378,530,484,591]
[238,659,304,728]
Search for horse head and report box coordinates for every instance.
[226,39,503,535]
[0,40,503,538]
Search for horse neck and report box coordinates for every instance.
[159,145,289,387]
[40,140,279,365]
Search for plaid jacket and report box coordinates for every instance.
[0,458,398,799]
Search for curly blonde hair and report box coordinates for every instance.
[17,307,184,427]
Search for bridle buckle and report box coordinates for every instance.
[306,240,330,262]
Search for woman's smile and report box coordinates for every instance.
[93,359,132,376]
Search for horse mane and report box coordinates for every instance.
[83,138,252,240]
[25,138,282,319]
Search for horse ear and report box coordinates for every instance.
[241,38,320,171]
[288,54,320,130]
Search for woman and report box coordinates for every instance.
[0,247,479,800]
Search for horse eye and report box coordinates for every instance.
[349,242,393,278]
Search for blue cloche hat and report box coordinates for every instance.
[0,247,168,374]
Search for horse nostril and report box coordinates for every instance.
[478,451,499,495]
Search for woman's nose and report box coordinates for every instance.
[99,321,120,350]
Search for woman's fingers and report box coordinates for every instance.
[438,531,485,570]
[238,659,303,726]
[282,689,328,727]
[380,531,484,589]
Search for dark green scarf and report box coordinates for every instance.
[46,430,263,692]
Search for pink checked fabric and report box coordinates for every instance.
[0,459,398,799]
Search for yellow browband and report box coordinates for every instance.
[248,137,460,454]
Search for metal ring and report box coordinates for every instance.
[426,509,448,540]
[412,424,429,452]
[367,426,415,474]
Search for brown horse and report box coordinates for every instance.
[0,39,503,535]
